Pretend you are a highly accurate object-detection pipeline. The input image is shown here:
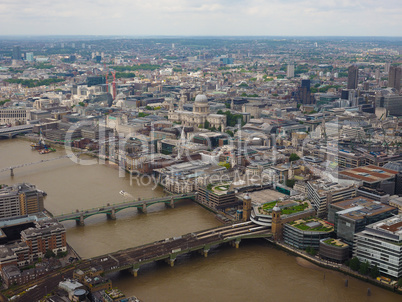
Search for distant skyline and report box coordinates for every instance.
[1,0,401,37]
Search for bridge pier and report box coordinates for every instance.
[234,238,241,249]
[130,268,139,277]
[203,247,210,257]
[137,202,147,214]
[107,208,116,220]
[10,168,14,177]
[76,214,85,226]
[165,197,175,209]
[165,255,176,267]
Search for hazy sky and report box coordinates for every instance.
[1,0,401,36]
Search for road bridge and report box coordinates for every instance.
[55,193,196,225]
[0,124,34,139]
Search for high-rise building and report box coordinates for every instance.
[25,52,34,62]
[376,95,402,116]
[12,46,21,60]
[294,79,315,104]
[287,64,294,78]
[375,69,381,80]
[385,63,391,73]
[347,65,358,89]
[388,66,401,91]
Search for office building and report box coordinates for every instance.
[339,165,398,195]
[0,184,44,219]
[295,79,315,105]
[0,108,27,126]
[287,64,294,78]
[25,52,34,62]
[283,218,334,250]
[306,180,357,218]
[388,66,401,91]
[328,196,398,247]
[319,238,349,263]
[376,95,402,117]
[354,215,402,278]
[197,183,237,210]
[12,46,21,60]
[347,65,358,89]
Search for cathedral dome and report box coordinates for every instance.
[194,94,208,104]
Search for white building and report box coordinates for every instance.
[354,215,402,278]
[0,108,27,126]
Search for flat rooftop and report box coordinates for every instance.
[288,218,334,233]
[332,197,396,220]
[0,213,49,228]
[339,165,397,184]
[242,189,286,205]
[368,215,402,238]
[308,179,355,196]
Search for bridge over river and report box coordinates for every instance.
[85,221,271,276]
[7,221,271,301]
[0,150,97,176]
[54,193,196,225]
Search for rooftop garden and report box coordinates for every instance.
[289,218,334,232]
[206,182,232,194]
[259,200,310,216]
[323,238,347,248]
[282,203,309,215]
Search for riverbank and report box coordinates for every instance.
[272,240,402,295]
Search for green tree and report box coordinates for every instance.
[78,102,85,107]
[286,179,296,188]
[349,257,360,271]
[0,99,11,106]
[219,162,231,169]
[369,264,380,279]
[204,120,210,129]
[45,249,55,259]
[359,261,370,275]
[398,278,402,288]
[306,247,317,256]
[289,153,300,162]
[225,130,234,137]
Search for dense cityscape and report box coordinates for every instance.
[0,35,401,301]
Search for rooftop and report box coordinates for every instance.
[242,189,286,206]
[308,179,356,196]
[367,215,402,239]
[288,218,334,233]
[258,199,313,216]
[339,165,397,184]
[332,197,396,221]
[321,238,348,248]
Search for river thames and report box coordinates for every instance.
[0,138,400,302]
